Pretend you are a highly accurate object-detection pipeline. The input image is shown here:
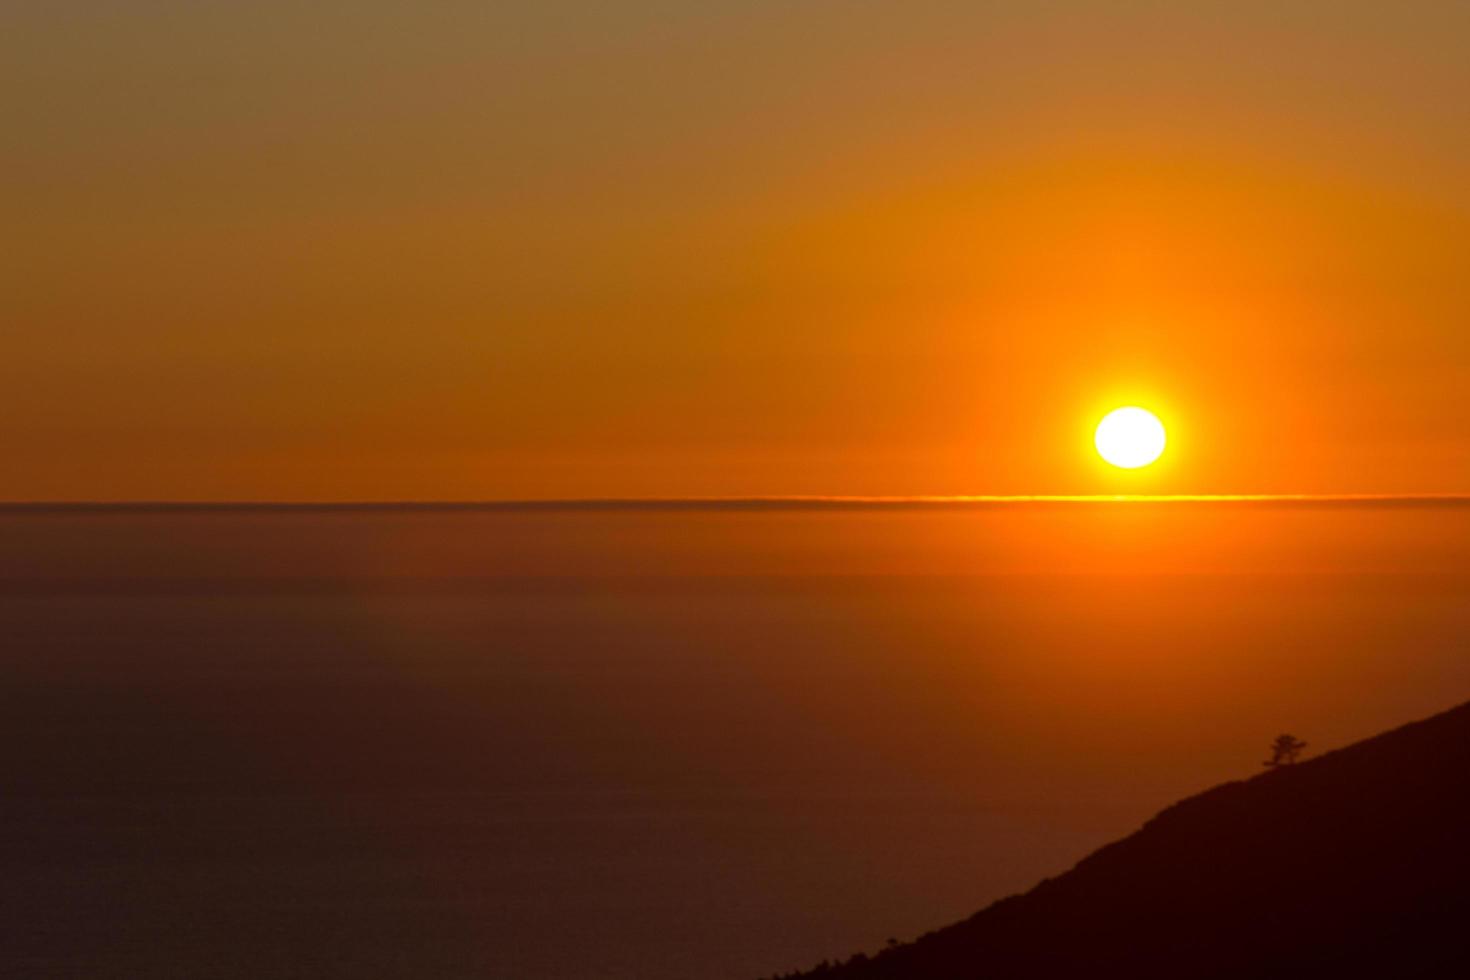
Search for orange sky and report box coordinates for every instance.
[6,3,1468,500]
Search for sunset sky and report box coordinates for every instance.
[7,2,1468,500]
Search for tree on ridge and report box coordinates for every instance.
[1265,734,1308,767]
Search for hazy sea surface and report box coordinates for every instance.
[2,502,1468,979]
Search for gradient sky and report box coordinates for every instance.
[6,2,1468,500]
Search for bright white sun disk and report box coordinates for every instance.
[1095,407,1167,469]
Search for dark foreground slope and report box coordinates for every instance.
[773,700,1470,980]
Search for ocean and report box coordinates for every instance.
[2,501,1467,978]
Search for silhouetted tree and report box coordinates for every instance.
[1264,734,1307,767]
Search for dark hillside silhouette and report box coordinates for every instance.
[770,701,1470,980]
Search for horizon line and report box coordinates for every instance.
[2,494,1469,513]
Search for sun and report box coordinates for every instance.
[1095,407,1167,469]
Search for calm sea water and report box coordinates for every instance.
[2,503,1467,979]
